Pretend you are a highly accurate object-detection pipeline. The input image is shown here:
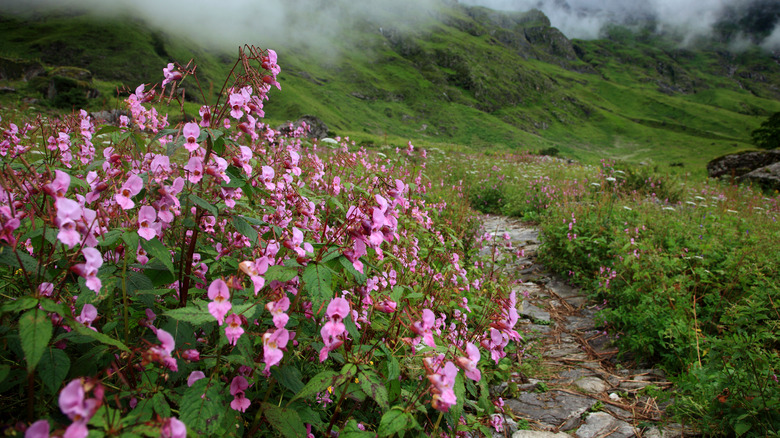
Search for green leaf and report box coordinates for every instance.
[264,265,298,283]
[122,231,139,255]
[450,372,465,423]
[140,238,175,274]
[263,403,307,438]
[359,371,390,410]
[734,422,752,437]
[341,419,376,437]
[290,370,339,403]
[37,348,70,394]
[180,379,225,436]
[339,256,367,284]
[377,408,412,437]
[98,229,123,247]
[302,263,333,316]
[72,325,130,352]
[272,366,305,394]
[0,296,38,315]
[344,313,360,342]
[164,300,214,325]
[151,392,171,417]
[19,308,53,372]
[189,194,219,217]
[0,245,40,275]
[232,215,258,245]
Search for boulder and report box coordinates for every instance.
[277,115,329,139]
[706,150,780,179]
[0,57,45,81]
[738,161,780,191]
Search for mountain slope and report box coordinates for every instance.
[1,4,780,170]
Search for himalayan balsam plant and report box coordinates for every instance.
[0,46,522,437]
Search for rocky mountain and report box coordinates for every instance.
[1,3,780,169]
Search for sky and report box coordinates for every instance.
[2,0,779,51]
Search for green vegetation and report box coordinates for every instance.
[448,151,780,436]
[751,111,780,149]
[2,4,780,173]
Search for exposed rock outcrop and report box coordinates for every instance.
[0,56,45,81]
[738,161,780,191]
[277,115,329,139]
[706,150,780,178]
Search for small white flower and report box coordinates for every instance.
[591,183,601,187]
[606,177,617,182]
[622,206,632,211]
[662,207,676,211]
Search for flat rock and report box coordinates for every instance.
[505,390,595,431]
[562,316,595,331]
[574,376,609,393]
[575,412,635,438]
[512,432,570,438]
[520,300,551,322]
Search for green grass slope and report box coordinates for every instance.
[2,4,780,172]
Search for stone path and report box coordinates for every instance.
[479,215,697,438]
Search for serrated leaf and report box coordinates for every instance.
[98,230,123,247]
[140,238,174,274]
[189,194,218,217]
[232,215,258,245]
[0,245,40,275]
[72,325,130,352]
[164,301,214,325]
[264,265,298,283]
[339,256,367,285]
[180,379,224,436]
[378,408,412,437]
[272,366,305,394]
[151,392,171,417]
[37,348,70,394]
[450,372,465,423]
[359,371,389,410]
[302,263,333,316]
[19,308,52,372]
[122,231,139,254]
[1,296,38,315]
[290,370,339,403]
[263,403,307,438]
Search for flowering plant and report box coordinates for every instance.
[0,46,521,437]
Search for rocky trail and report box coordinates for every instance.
[480,215,697,438]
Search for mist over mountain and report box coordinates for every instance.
[1,0,779,54]
[462,0,780,48]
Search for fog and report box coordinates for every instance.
[2,0,778,52]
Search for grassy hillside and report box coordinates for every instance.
[2,4,780,173]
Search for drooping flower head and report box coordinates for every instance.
[207,279,231,325]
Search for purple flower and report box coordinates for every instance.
[263,328,289,371]
[25,420,50,438]
[160,417,186,438]
[187,371,205,387]
[72,248,103,294]
[229,376,250,412]
[137,206,158,240]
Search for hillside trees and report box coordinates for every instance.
[751,111,780,149]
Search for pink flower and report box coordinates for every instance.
[229,376,250,412]
[147,328,177,371]
[55,197,83,248]
[160,417,186,438]
[373,299,397,313]
[319,297,350,362]
[182,123,200,152]
[162,63,183,87]
[207,279,231,325]
[262,328,289,371]
[199,106,211,127]
[75,304,97,329]
[183,156,203,184]
[187,371,205,387]
[116,174,143,210]
[411,309,436,348]
[266,296,290,329]
[238,259,267,295]
[182,349,200,362]
[72,248,103,294]
[455,342,481,381]
[426,360,458,412]
[25,420,50,438]
[59,379,100,426]
[288,227,313,258]
[259,166,275,190]
[137,206,158,240]
[228,92,246,119]
[187,371,206,387]
[224,314,244,346]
